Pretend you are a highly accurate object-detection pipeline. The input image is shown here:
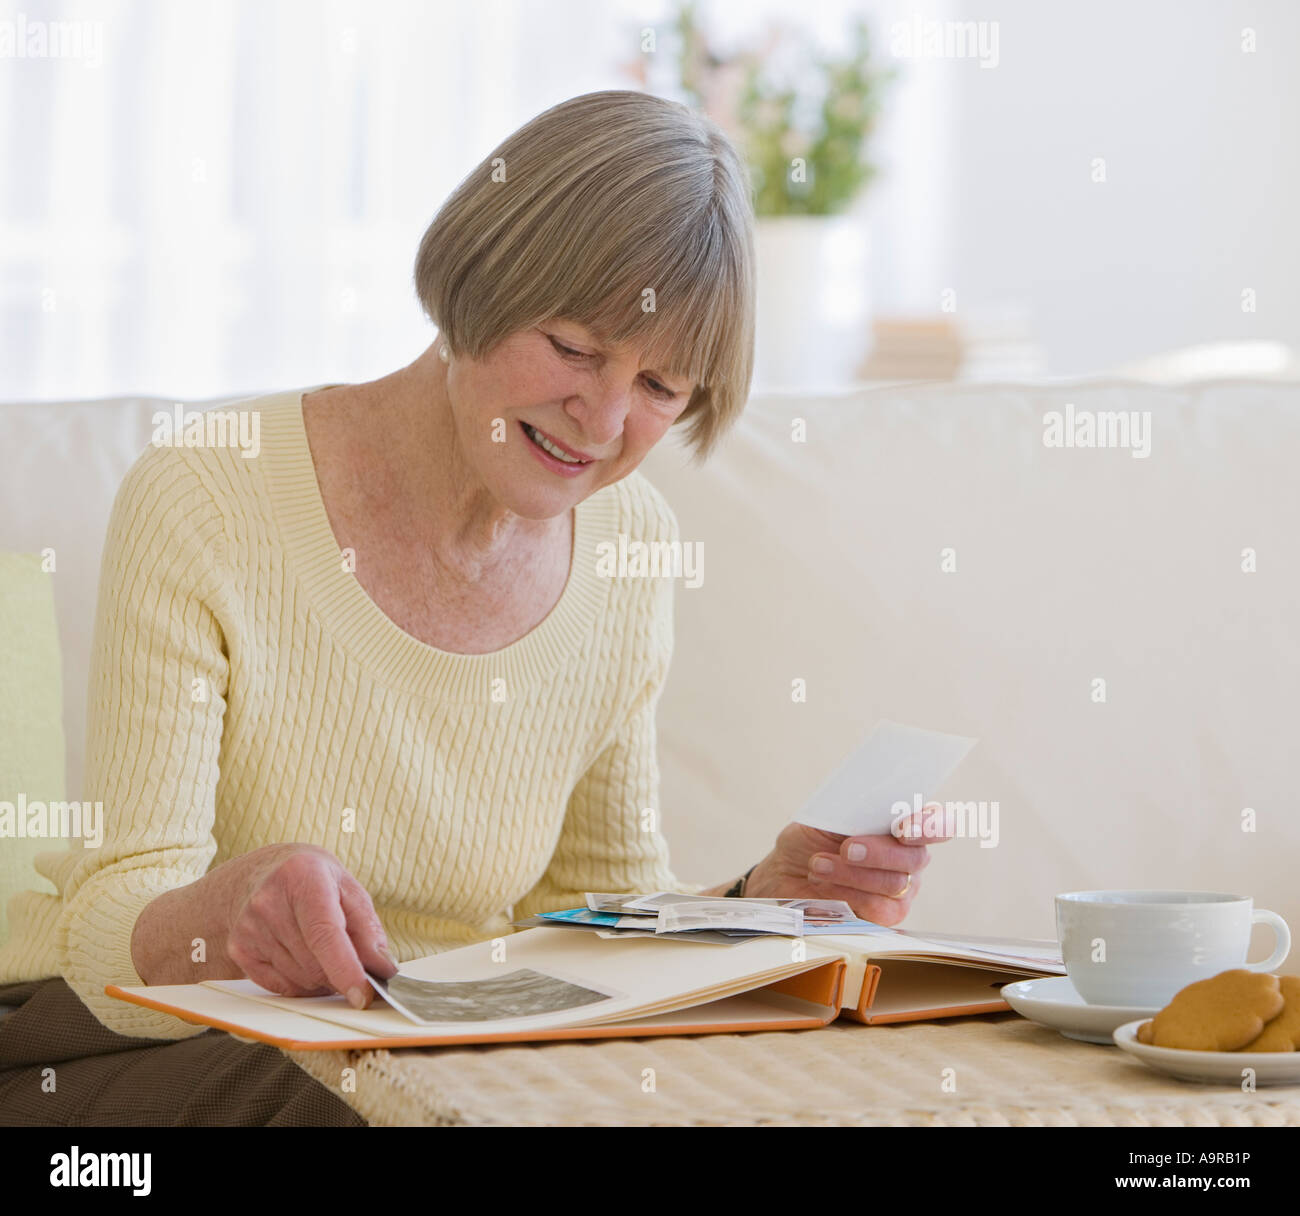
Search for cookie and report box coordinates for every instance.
[1142,969,1283,1051]
[1241,975,1300,1053]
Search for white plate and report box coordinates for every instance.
[1112,1019,1300,1086]
[1001,975,1158,1044]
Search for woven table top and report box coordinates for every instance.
[284,1012,1300,1127]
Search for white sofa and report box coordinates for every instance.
[3,377,1297,950]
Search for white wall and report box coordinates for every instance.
[643,0,1300,382]
[0,0,648,402]
[1,0,1294,399]
[940,0,1300,375]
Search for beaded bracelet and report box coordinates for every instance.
[723,863,758,898]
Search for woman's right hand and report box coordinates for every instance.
[224,843,399,1008]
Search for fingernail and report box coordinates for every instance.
[377,943,397,967]
[347,986,367,1009]
[812,857,833,874]
[846,843,867,862]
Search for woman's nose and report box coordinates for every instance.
[565,381,632,447]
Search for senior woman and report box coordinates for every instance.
[0,91,942,1126]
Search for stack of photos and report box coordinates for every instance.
[512,891,892,945]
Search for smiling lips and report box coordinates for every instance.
[521,421,595,466]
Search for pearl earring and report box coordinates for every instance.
[438,344,450,364]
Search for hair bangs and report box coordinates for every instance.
[560,205,750,395]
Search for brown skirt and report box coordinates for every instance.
[0,977,366,1127]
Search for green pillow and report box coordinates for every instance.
[0,553,66,947]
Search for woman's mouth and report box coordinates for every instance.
[520,421,594,473]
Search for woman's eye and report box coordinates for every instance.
[548,335,587,359]
[546,331,677,400]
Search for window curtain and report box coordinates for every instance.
[0,0,641,401]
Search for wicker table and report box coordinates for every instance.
[285,1012,1300,1127]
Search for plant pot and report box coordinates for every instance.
[752,214,871,390]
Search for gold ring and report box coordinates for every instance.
[894,873,913,899]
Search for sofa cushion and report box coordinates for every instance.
[0,553,66,946]
[0,398,186,801]
[642,378,1300,941]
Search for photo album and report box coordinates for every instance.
[106,889,1064,1051]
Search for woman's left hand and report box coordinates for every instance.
[742,811,952,927]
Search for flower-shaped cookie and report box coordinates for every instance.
[1242,975,1300,1053]
[1135,969,1283,1051]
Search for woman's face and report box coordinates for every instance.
[442,319,695,520]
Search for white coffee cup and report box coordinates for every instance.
[1056,890,1291,1008]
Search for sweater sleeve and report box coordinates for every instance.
[51,443,230,1039]
[511,663,704,923]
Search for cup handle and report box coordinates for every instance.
[1245,910,1291,973]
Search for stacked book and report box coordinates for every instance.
[858,311,1045,383]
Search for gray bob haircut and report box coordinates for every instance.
[413,90,756,461]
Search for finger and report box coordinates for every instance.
[229,892,331,995]
[801,826,849,848]
[285,867,372,1009]
[257,917,334,995]
[227,936,302,997]
[238,877,336,993]
[808,857,917,897]
[892,806,956,844]
[800,876,920,927]
[338,875,398,979]
[834,835,932,873]
[232,909,334,996]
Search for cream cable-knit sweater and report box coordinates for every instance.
[0,388,698,1039]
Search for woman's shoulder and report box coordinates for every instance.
[123,389,304,514]
[603,468,681,545]
[100,391,309,588]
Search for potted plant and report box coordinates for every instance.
[631,4,896,386]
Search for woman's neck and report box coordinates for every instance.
[357,345,561,583]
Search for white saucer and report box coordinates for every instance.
[1001,975,1159,1044]
[1113,1020,1300,1085]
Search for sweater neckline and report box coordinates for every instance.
[258,386,616,700]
